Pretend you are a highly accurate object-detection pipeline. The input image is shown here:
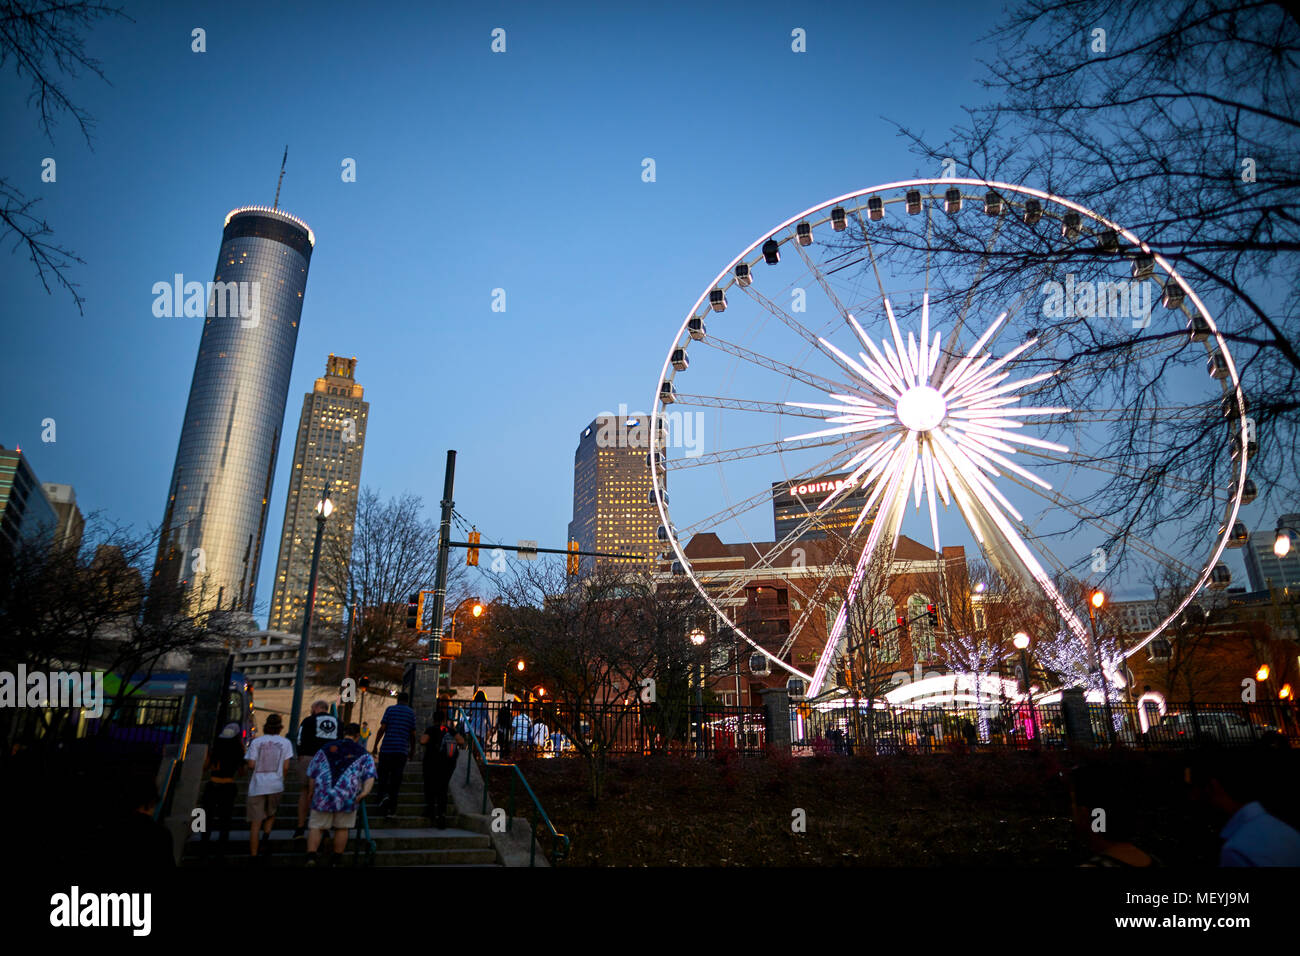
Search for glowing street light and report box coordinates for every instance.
[1085,588,1115,746]
[290,481,333,741]
[687,627,707,754]
[1011,632,1039,743]
[1275,525,1295,558]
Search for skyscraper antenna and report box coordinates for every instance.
[273,146,288,210]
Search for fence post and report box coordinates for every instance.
[1060,688,1095,749]
[759,687,791,756]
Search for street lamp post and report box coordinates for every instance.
[1012,632,1039,747]
[442,597,482,688]
[504,659,525,702]
[448,597,483,650]
[340,587,357,722]
[1087,589,1116,747]
[289,482,333,748]
[689,628,706,756]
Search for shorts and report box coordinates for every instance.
[296,755,314,779]
[247,792,283,824]
[309,809,357,830]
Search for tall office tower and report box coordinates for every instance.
[0,446,57,555]
[771,471,875,542]
[153,206,314,615]
[41,483,85,552]
[266,354,369,638]
[1243,513,1300,591]
[567,414,660,573]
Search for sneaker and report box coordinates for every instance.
[292,827,306,839]
[305,852,319,867]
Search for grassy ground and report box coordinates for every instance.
[516,748,1298,866]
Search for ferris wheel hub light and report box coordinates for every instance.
[895,385,947,432]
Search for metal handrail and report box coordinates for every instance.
[465,729,569,865]
[352,796,377,865]
[153,695,197,822]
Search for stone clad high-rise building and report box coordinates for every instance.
[1243,513,1300,591]
[567,414,660,573]
[267,354,369,638]
[153,206,314,614]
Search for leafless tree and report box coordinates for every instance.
[872,0,1300,552]
[479,561,713,802]
[317,487,466,689]
[0,514,237,747]
[1,1,130,311]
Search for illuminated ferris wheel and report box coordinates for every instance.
[650,179,1251,698]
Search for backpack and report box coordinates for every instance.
[437,725,458,762]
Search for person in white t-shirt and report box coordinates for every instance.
[244,713,293,860]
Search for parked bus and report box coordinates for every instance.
[95,669,256,746]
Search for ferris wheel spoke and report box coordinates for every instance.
[777,533,861,658]
[1005,472,1201,577]
[738,285,865,382]
[1015,331,1198,385]
[1017,446,1228,500]
[930,428,1093,642]
[700,333,865,398]
[662,434,851,472]
[712,506,861,605]
[672,444,859,541]
[851,208,891,309]
[808,446,914,696]
[1039,404,1218,428]
[670,393,833,420]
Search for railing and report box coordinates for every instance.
[153,696,197,822]
[791,699,1299,754]
[465,728,569,866]
[454,701,767,759]
[351,797,378,866]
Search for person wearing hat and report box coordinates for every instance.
[244,713,293,861]
[199,722,246,862]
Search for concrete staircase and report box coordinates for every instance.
[183,758,500,867]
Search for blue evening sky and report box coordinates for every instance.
[7,0,1244,616]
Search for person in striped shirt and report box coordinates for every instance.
[371,692,416,817]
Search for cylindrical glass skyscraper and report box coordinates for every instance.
[153,206,314,615]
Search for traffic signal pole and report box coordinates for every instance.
[427,451,457,692]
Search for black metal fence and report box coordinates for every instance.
[791,698,1299,754]
[449,700,768,758]
[439,696,1297,761]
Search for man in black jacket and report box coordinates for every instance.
[421,710,466,828]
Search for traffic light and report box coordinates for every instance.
[896,614,907,631]
[466,530,480,566]
[406,593,420,629]
[567,539,579,575]
[869,627,880,650]
[926,603,938,628]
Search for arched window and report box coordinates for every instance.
[909,594,936,661]
[868,594,899,662]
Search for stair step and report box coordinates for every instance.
[183,846,501,867]
[221,813,467,830]
[185,828,491,853]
